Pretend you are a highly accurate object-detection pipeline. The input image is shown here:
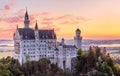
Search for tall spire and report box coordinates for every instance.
[35,20,38,30]
[25,10,29,20]
[24,9,30,28]
[16,25,18,29]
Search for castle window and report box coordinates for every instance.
[39,45,41,47]
[42,35,44,38]
[46,35,48,38]
[32,45,35,47]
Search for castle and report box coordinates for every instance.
[13,10,82,70]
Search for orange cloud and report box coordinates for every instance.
[41,22,53,25]
[40,12,51,16]
[35,13,90,27]
[41,25,60,31]
[0,9,90,39]
[59,21,79,25]
[0,28,15,39]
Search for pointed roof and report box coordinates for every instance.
[16,25,18,29]
[25,10,29,19]
[35,20,38,30]
[76,28,81,32]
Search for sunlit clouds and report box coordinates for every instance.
[0,0,120,39]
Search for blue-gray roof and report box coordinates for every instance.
[17,28,56,39]
[18,28,35,39]
[63,45,77,48]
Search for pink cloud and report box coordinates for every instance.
[4,0,16,11]
[4,5,11,10]
[59,21,79,25]
[42,18,54,21]
[41,22,53,25]
[76,16,91,21]
[0,10,92,39]
[41,25,54,29]
[0,28,15,32]
[29,14,36,25]
[40,12,50,16]
[6,16,23,23]
[0,10,91,27]
[0,28,16,39]
[0,10,91,32]
[15,9,26,15]
[38,14,91,25]
[56,15,90,21]
[0,15,23,24]
[0,9,36,26]
[41,25,60,31]
[56,15,72,20]
[55,15,91,25]
[54,28,60,31]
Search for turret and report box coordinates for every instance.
[16,25,18,29]
[24,10,30,28]
[76,28,81,37]
[74,28,82,49]
[34,21,39,40]
[61,38,65,45]
[35,20,38,30]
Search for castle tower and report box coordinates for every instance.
[61,38,65,45]
[35,21,39,40]
[24,10,30,28]
[74,28,82,49]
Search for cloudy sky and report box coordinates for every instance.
[0,0,120,39]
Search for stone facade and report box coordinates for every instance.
[13,10,82,70]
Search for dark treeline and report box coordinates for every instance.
[0,47,120,76]
[0,57,66,76]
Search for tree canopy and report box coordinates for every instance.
[0,47,120,76]
[75,47,120,76]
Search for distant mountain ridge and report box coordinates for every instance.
[0,39,120,52]
[0,39,120,45]
[65,39,120,45]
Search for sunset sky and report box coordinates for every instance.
[0,0,120,40]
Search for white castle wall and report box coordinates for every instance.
[13,11,82,70]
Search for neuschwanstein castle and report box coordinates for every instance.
[13,10,82,70]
